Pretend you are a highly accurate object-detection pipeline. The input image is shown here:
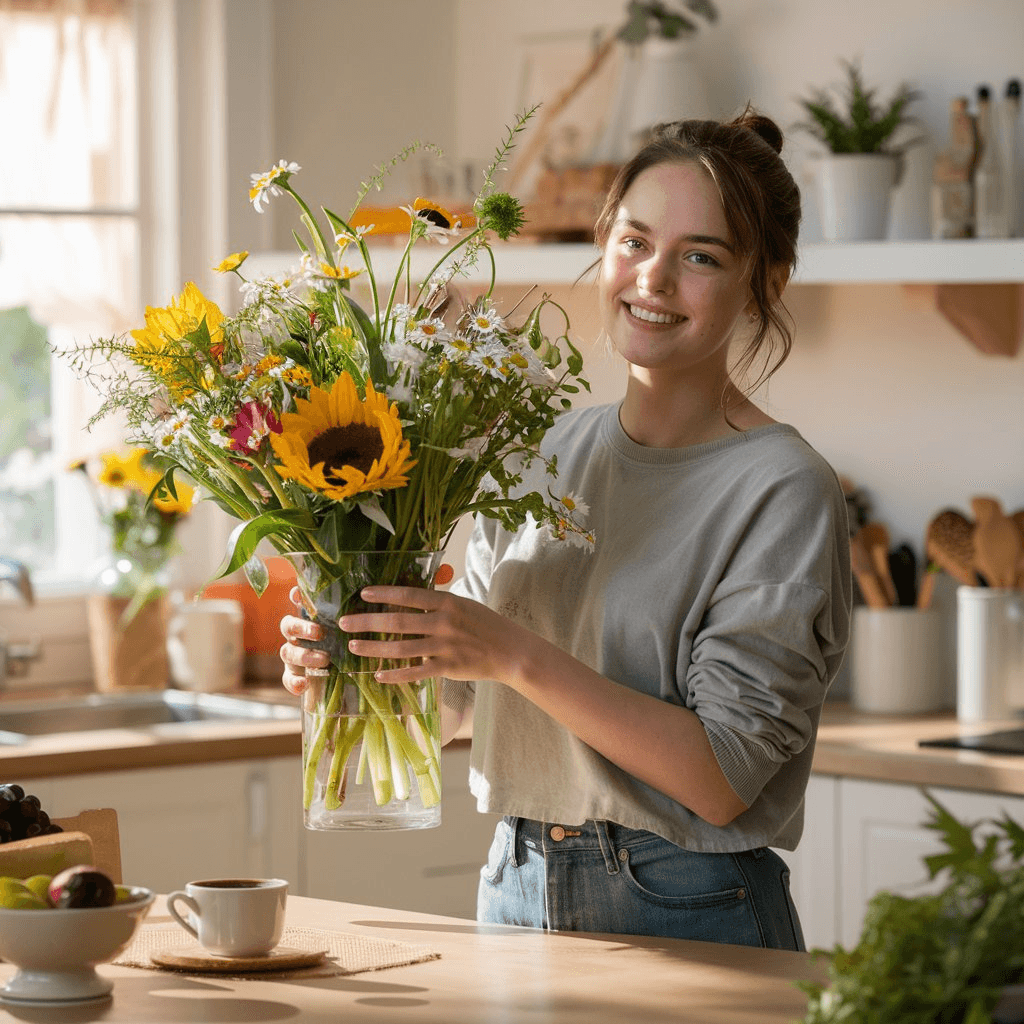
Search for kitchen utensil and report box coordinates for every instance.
[858,523,898,605]
[916,563,939,610]
[887,543,918,606]
[971,496,1024,588]
[850,534,889,608]
[925,509,977,586]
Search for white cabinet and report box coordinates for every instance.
[777,774,839,951]
[300,743,500,919]
[779,775,1024,951]
[836,778,1024,949]
[20,757,301,893]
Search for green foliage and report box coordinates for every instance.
[797,791,1024,1023]
[795,59,921,154]
[617,0,718,43]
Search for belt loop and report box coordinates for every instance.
[507,816,523,868]
[595,820,620,875]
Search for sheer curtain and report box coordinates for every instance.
[0,0,138,585]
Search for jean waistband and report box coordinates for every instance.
[503,816,655,875]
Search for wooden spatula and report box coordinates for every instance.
[925,508,976,586]
[850,533,889,608]
[972,496,1024,588]
[857,523,897,605]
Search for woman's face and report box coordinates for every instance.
[599,160,753,383]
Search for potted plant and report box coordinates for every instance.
[795,59,922,241]
[592,1,719,162]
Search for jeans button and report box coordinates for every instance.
[549,825,565,841]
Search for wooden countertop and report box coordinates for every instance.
[0,895,824,1023]
[4,688,1024,796]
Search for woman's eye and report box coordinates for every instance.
[687,251,719,267]
[622,237,645,251]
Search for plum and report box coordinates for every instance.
[48,865,116,908]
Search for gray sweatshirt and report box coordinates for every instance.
[445,403,852,852]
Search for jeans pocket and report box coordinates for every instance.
[479,819,513,886]
[617,845,748,911]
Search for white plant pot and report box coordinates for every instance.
[817,153,902,241]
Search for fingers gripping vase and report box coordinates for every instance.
[294,551,443,831]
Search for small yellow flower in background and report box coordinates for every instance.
[213,250,249,273]
[271,372,416,502]
[316,262,364,281]
[98,448,149,490]
[151,477,195,516]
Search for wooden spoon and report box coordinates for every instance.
[857,523,897,605]
[850,534,889,608]
[925,508,976,586]
[971,496,1024,588]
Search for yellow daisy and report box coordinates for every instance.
[270,373,415,501]
[213,250,249,273]
[151,477,195,516]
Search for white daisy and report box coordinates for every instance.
[249,160,300,212]
[468,305,505,335]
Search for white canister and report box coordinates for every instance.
[167,598,244,692]
[956,586,1024,723]
[850,606,947,714]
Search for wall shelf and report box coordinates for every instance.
[250,238,1024,287]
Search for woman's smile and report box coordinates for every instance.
[625,302,687,325]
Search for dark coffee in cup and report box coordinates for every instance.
[192,879,275,889]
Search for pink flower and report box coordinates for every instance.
[229,401,282,455]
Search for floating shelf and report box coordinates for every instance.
[249,238,1024,287]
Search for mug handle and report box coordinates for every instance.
[167,891,201,941]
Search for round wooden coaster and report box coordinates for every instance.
[151,945,328,973]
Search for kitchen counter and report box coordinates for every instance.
[4,689,1024,796]
[0,895,824,1023]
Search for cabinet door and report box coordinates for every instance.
[301,743,500,919]
[838,779,1024,948]
[776,773,839,951]
[38,759,294,893]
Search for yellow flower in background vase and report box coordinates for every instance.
[271,372,415,502]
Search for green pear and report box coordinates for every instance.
[0,876,49,910]
[23,874,53,904]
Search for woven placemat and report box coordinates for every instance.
[114,923,440,979]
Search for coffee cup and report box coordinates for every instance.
[167,598,244,692]
[166,878,287,957]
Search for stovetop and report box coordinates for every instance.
[919,728,1024,755]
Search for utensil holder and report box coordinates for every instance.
[956,586,1024,723]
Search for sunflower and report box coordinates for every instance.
[270,372,416,501]
[98,448,150,491]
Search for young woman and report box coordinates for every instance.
[279,109,852,951]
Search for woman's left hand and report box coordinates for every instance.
[340,586,530,689]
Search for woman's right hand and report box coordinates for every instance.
[279,586,328,695]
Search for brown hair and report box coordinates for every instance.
[593,106,802,397]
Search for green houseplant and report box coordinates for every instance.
[797,791,1024,1023]
[795,59,922,241]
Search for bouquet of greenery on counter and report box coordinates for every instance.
[797,791,1024,1024]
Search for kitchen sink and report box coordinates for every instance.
[0,690,300,745]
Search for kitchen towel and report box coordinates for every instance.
[114,922,441,978]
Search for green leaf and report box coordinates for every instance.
[242,554,270,597]
[214,508,316,581]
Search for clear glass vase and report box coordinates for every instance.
[292,549,443,831]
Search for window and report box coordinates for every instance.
[0,0,139,593]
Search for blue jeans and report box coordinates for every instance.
[477,817,805,950]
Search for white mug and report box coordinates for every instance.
[167,598,244,692]
[957,586,1024,723]
[167,877,287,957]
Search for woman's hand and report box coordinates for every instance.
[279,586,327,695]
[340,585,531,689]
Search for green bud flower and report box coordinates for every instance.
[477,192,526,241]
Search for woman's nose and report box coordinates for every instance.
[637,255,674,296]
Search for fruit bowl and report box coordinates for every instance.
[0,886,154,1004]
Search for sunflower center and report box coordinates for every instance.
[308,424,383,477]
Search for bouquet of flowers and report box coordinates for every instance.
[64,112,592,830]
[71,447,194,623]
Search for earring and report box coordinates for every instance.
[748,311,758,322]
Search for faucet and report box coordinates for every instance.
[0,558,41,688]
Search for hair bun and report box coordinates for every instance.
[737,110,784,155]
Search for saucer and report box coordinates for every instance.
[151,945,328,973]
